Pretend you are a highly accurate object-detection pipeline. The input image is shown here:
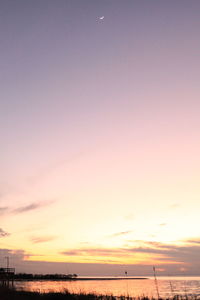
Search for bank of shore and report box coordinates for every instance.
[73,277,148,281]
[14,277,148,281]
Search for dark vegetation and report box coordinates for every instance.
[14,273,78,280]
[0,287,198,300]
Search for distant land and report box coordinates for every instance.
[13,273,148,281]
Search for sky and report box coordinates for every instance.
[0,0,200,276]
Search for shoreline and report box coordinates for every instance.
[70,277,148,280]
[14,277,148,281]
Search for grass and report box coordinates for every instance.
[0,286,199,300]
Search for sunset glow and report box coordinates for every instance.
[1,0,200,276]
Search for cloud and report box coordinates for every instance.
[0,248,29,264]
[156,268,165,272]
[0,251,152,275]
[169,203,180,209]
[124,214,134,220]
[61,248,125,257]
[0,200,55,217]
[13,203,40,213]
[108,231,133,238]
[185,238,200,245]
[80,241,90,245]
[159,223,167,226]
[0,249,192,275]
[0,228,10,237]
[125,240,200,265]
[12,200,54,214]
[0,206,9,215]
[79,257,119,263]
[61,243,173,259]
[3,239,200,275]
[60,239,200,269]
[30,236,57,244]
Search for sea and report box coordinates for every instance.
[14,276,200,298]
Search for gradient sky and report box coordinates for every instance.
[1,0,200,276]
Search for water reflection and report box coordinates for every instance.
[15,277,200,298]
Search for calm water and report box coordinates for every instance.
[15,277,200,298]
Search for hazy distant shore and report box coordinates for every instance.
[14,277,148,281]
[73,277,148,280]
